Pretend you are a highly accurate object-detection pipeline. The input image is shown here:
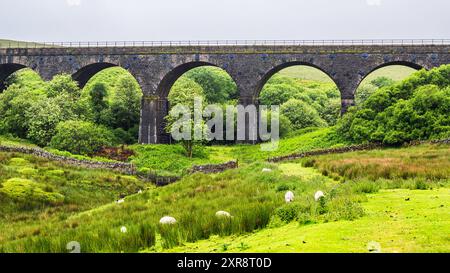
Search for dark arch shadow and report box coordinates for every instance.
[156,61,220,99]
[255,61,339,100]
[357,61,423,89]
[72,62,118,88]
[0,63,28,91]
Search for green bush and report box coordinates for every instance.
[281,99,327,130]
[338,65,450,144]
[275,203,300,223]
[0,178,64,205]
[49,120,115,156]
[184,66,238,104]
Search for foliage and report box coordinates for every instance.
[0,178,64,206]
[46,74,81,98]
[0,68,142,151]
[0,84,46,138]
[88,82,109,124]
[49,120,115,156]
[109,77,142,131]
[281,99,327,130]
[184,66,238,104]
[166,77,206,157]
[259,74,341,127]
[338,65,450,144]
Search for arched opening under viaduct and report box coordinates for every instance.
[72,62,118,89]
[355,61,422,105]
[156,62,238,144]
[256,63,341,138]
[0,63,33,91]
[79,64,144,144]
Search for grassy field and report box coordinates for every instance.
[0,141,448,253]
[127,127,346,175]
[1,126,344,176]
[167,188,450,253]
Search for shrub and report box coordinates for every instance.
[275,203,300,223]
[338,65,450,144]
[184,66,238,104]
[0,178,64,206]
[49,120,115,156]
[281,99,327,130]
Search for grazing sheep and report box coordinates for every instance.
[367,241,382,253]
[215,211,231,218]
[120,226,127,233]
[262,168,272,172]
[314,191,325,201]
[285,191,295,203]
[138,189,143,194]
[116,199,125,204]
[159,216,177,224]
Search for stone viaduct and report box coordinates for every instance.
[0,43,449,144]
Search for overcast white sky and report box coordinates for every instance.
[1,0,449,42]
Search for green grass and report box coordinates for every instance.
[0,151,148,226]
[1,142,447,253]
[2,127,346,176]
[166,188,450,253]
[126,127,345,176]
[128,144,234,176]
[0,135,38,148]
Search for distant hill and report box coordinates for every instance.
[279,65,417,83]
[0,39,47,48]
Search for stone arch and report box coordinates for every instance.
[145,61,238,144]
[254,61,340,101]
[72,62,118,88]
[0,63,29,91]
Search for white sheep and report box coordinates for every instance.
[285,191,295,203]
[314,191,325,201]
[159,216,177,224]
[262,168,272,173]
[215,211,231,218]
[367,241,382,253]
[137,189,143,194]
[116,198,125,204]
[120,226,127,233]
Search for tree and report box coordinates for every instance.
[0,84,46,138]
[259,83,303,106]
[185,67,237,104]
[355,83,377,105]
[281,99,327,130]
[49,120,115,156]
[47,74,81,98]
[26,97,76,146]
[88,82,109,125]
[166,78,206,157]
[337,65,450,144]
[370,76,395,88]
[110,76,142,131]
